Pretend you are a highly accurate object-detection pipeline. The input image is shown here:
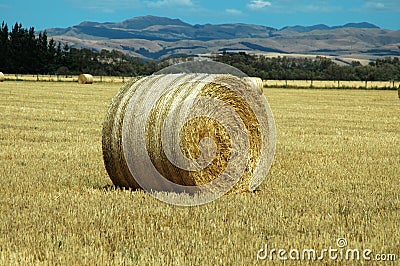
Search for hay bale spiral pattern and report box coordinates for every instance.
[102,73,276,203]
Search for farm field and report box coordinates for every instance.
[2,74,127,83]
[0,81,399,265]
[3,74,400,90]
[263,79,400,89]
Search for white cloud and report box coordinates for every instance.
[147,0,194,8]
[365,1,385,9]
[247,0,272,10]
[360,0,400,11]
[226,8,243,15]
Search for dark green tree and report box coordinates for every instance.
[0,21,9,71]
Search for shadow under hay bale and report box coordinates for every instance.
[78,74,93,84]
[102,74,276,198]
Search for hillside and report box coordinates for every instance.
[46,15,400,60]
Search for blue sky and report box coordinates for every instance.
[1,0,399,30]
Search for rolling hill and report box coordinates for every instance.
[46,15,400,61]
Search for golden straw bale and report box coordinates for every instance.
[398,85,400,99]
[242,77,264,94]
[102,74,276,196]
[78,74,93,84]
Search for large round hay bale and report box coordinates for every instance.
[242,77,264,94]
[0,72,4,82]
[102,77,142,189]
[102,73,276,204]
[78,74,93,84]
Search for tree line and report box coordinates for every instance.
[0,22,165,76]
[214,52,400,86]
[1,22,400,84]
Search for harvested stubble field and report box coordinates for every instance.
[264,80,400,89]
[0,81,399,265]
[3,74,127,83]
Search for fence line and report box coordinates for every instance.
[2,74,400,89]
[3,74,128,83]
[263,80,400,89]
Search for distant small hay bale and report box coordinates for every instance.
[0,72,4,82]
[78,74,94,84]
[242,77,263,94]
[398,85,400,99]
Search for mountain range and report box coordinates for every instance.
[46,15,400,61]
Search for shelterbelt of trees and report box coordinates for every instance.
[214,52,400,83]
[1,22,400,83]
[0,22,165,76]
